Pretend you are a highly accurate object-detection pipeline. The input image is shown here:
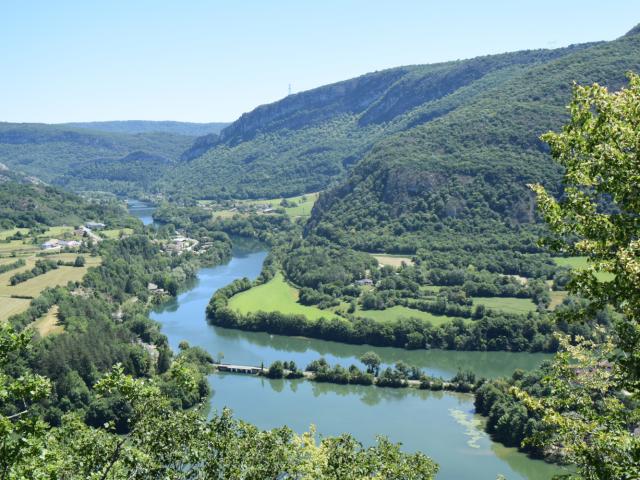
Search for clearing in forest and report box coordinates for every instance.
[372,254,414,267]
[32,305,64,337]
[202,192,320,219]
[471,297,536,315]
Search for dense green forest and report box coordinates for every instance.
[306,27,640,257]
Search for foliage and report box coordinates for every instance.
[283,244,378,290]
[523,73,640,478]
[474,367,549,457]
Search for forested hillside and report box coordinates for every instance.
[161,45,592,199]
[0,170,131,229]
[306,26,640,255]
[0,123,193,196]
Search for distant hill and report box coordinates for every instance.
[61,120,230,137]
[0,122,193,197]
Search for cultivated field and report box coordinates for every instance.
[0,297,31,320]
[0,252,101,321]
[472,296,537,315]
[101,228,134,239]
[0,228,29,240]
[228,272,331,320]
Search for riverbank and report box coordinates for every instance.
[148,239,564,480]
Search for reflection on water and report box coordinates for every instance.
[210,373,561,480]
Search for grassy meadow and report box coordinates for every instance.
[228,271,471,327]
[228,272,332,320]
[101,228,134,239]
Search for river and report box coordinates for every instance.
[126,199,156,225]
[131,206,563,479]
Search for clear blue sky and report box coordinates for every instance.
[1,1,638,123]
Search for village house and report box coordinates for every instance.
[147,282,166,295]
[355,278,374,286]
[41,239,60,250]
[60,240,81,248]
[85,221,106,230]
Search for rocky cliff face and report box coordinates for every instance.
[216,68,409,145]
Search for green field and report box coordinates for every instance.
[101,228,134,239]
[472,297,537,315]
[0,239,40,256]
[0,228,29,240]
[552,256,615,281]
[228,272,332,320]
[41,226,74,238]
[355,305,466,326]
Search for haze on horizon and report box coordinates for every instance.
[1,0,638,124]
